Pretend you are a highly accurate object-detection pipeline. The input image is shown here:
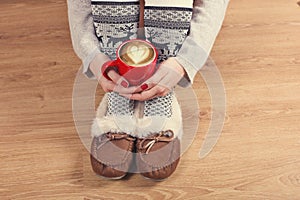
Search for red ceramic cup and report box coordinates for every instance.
[102,39,158,86]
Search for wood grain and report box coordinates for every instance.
[0,0,299,199]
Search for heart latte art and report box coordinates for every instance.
[119,41,155,67]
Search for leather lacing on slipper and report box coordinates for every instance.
[96,133,136,150]
[138,130,174,154]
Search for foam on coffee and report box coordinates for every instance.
[119,41,155,67]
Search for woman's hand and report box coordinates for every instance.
[120,57,186,101]
[90,53,139,94]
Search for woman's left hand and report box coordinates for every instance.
[120,57,186,101]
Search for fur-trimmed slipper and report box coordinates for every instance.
[90,132,136,179]
[135,92,182,180]
[91,92,183,179]
[136,130,180,180]
[91,92,137,179]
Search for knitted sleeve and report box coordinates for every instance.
[176,0,230,86]
[67,0,105,78]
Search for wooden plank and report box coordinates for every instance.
[0,0,299,199]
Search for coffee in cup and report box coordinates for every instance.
[119,40,155,67]
[102,39,158,86]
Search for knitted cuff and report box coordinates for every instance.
[106,92,134,116]
[137,92,183,139]
[92,93,183,139]
[91,93,137,137]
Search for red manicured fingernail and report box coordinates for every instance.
[121,80,129,88]
[141,84,148,91]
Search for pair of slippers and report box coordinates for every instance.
[90,92,183,180]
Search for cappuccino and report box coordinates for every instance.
[119,41,155,67]
[102,39,158,86]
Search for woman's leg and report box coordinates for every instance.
[136,0,194,180]
[90,0,140,179]
[143,1,193,138]
[144,0,193,137]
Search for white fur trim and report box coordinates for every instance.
[92,93,183,139]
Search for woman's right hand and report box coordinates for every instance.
[89,53,139,94]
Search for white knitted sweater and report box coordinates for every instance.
[67,0,229,84]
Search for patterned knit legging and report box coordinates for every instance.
[91,0,193,120]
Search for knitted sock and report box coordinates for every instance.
[91,0,139,135]
[141,0,193,138]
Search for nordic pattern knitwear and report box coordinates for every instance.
[91,0,139,60]
[91,0,140,116]
[106,92,135,116]
[67,0,230,85]
[143,3,193,117]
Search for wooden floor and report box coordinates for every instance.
[1,0,300,199]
